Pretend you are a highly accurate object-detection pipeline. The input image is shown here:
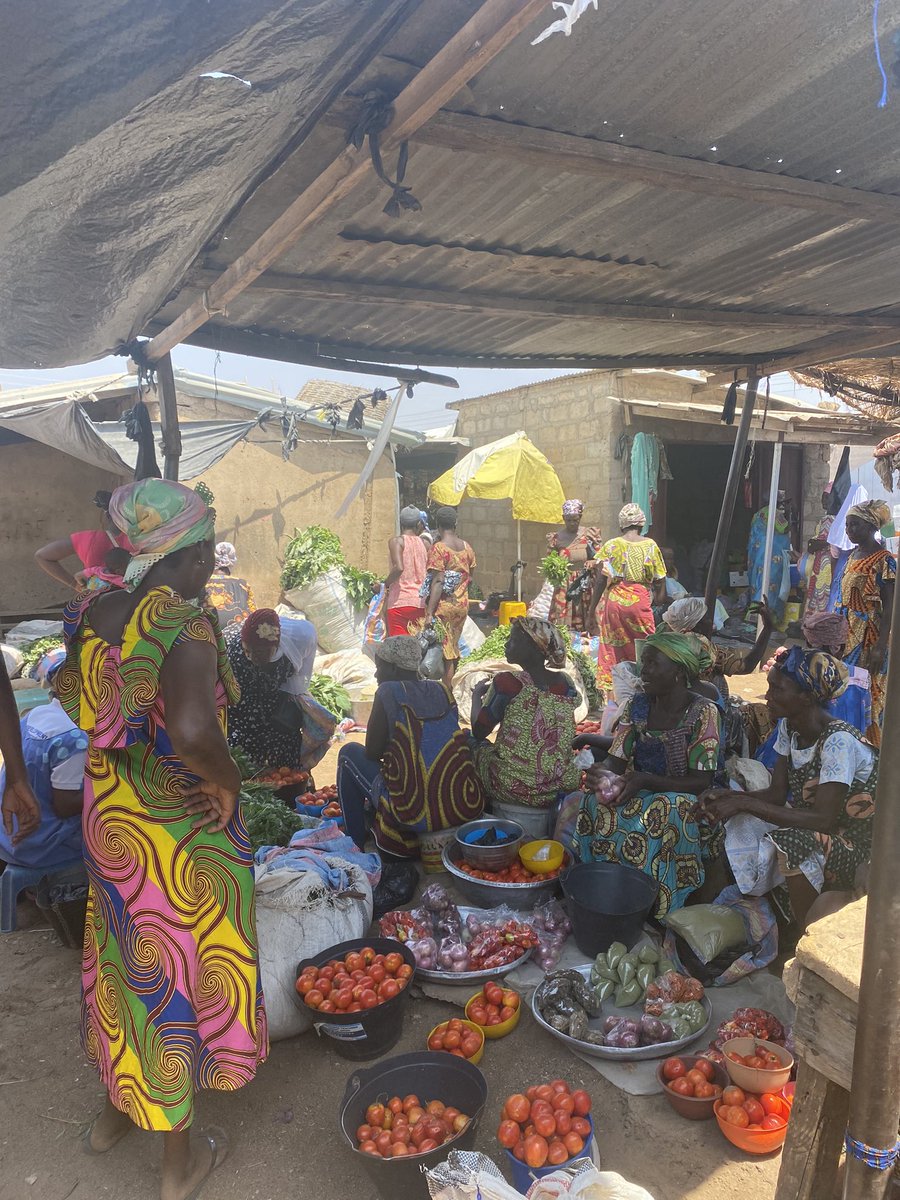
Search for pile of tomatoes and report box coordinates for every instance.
[427,1018,483,1060]
[725,1044,786,1071]
[496,1080,592,1168]
[467,981,520,1027]
[355,1095,470,1159]
[457,861,561,883]
[575,720,603,736]
[259,766,310,787]
[717,1086,788,1131]
[297,785,341,818]
[662,1056,723,1100]
[296,947,412,1014]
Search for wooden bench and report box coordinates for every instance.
[775,898,866,1200]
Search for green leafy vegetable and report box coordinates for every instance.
[341,564,380,610]
[540,551,570,588]
[309,673,351,718]
[20,636,64,675]
[572,649,603,712]
[280,526,344,591]
[240,782,308,852]
[465,625,512,664]
[230,745,260,782]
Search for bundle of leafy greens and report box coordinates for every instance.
[20,636,65,674]
[539,551,571,588]
[240,782,307,852]
[341,564,380,610]
[280,526,382,611]
[310,673,352,718]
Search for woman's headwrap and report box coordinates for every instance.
[663,597,708,633]
[109,479,215,588]
[36,647,67,689]
[618,502,646,530]
[215,541,238,571]
[642,631,711,682]
[374,635,424,673]
[776,645,848,703]
[241,609,281,653]
[512,617,567,669]
[847,500,891,530]
[418,510,430,531]
[562,499,584,518]
[801,610,850,653]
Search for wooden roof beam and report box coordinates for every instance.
[145,0,551,363]
[187,267,900,333]
[415,111,900,225]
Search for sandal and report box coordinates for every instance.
[183,1126,229,1200]
[81,1115,132,1156]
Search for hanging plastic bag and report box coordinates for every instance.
[418,627,444,679]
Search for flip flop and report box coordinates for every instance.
[81,1115,132,1156]
[184,1126,229,1200]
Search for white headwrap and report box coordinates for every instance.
[663,596,708,633]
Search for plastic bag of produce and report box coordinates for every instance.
[662,904,747,965]
[418,627,445,680]
[285,568,364,653]
[458,616,486,657]
[254,860,372,1041]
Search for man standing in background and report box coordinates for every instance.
[384,505,429,636]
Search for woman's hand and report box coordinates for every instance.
[1,777,41,844]
[747,597,773,629]
[699,789,747,822]
[182,780,239,833]
[614,771,652,804]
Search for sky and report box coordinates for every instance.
[0,347,827,433]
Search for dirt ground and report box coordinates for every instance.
[0,674,796,1200]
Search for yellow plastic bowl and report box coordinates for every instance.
[426,1018,485,1065]
[519,839,565,875]
[465,988,522,1038]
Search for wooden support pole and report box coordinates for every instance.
[758,433,785,608]
[156,353,182,481]
[703,375,759,614]
[146,0,550,363]
[842,566,900,1196]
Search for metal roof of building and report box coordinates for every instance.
[5,0,900,379]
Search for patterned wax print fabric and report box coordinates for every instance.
[574,693,723,915]
[223,625,306,768]
[472,670,580,809]
[747,506,791,621]
[425,541,477,661]
[58,587,266,1132]
[837,547,896,744]
[803,515,835,616]
[767,718,876,893]
[547,529,596,630]
[204,572,257,628]
[595,536,666,692]
[371,680,484,856]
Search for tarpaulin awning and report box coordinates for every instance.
[428,430,564,523]
[98,418,261,481]
[0,400,131,475]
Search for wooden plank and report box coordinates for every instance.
[155,353,182,481]
[774,1059,849,1200]
[791,963,858,1092]
[758,331,900,375]
[146,0,551,363]
[186,267,900,332]
[416,110,900,225]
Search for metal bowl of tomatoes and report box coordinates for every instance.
[657,1055,728,1120]
[442,839,567,909]
[295,937,416,1061]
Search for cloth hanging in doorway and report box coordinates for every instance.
[827,447,852,516]
[630,432,671,534]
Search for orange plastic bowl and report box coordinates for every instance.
[464,989,521,1039]
[714,1096,791,1154]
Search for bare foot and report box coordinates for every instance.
[84,1102,133,1154]
[160,1129,227,1200]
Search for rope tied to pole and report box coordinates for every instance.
[844,1131,900,1171]
[347,91,422,218]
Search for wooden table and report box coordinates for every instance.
[775,897,867,1200]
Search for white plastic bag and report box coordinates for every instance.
[5,619,64,648]
[284,568,364,653]
[313,648,377,693]
[452,658,588,726]
[254,859,372,1041]
[459,616,486,656]
[528,580,555,621]
[1,644,23,678]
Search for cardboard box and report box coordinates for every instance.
[729,571,749,587]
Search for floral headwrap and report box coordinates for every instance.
[618,502,646,530]
[776,646,848,703]
[847,500,891,530]
[512,617,567,669]
[241,609,281,652]
[215,541,238,570]
[801,610,850,653]
[562,499,584,518]
[108,479,215,588]
[374,635,424,673]
[642,630,711,682]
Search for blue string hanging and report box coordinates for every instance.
[873,0,889,108]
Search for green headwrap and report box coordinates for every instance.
[642,631,711,681]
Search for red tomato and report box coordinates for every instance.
[761,1093,783,1116]
[317,999,336,1013]
[504,1094,530,1124]
[500,1005,517,1022]
[686,1069,709,1090]
[662,1057,686,1081]
[693,1059,716,1082]
[380,979,400,1001]
[360,989,378,1010]
[553,1111,572,1136]
[366,1103,385,1127]
[512,1141,526,1162]
[743,1056,765,1069]
[317,979,333,998]
[375,1131,392,1154]
[428,1034,445,1051]
[296,976,316,996]
[547,1139,569,1165]
[550,1079,570,1094]
[526,1086,539,1102]
[334,988,353,1010]
[722,1086,746,1108]
[361,947,375,966]
[385,952,403,975]
[524,1134,549,1169]
[426,1101,446,1117]
[418,1138,439,1153]
[407,1106,424,1126]
[319,966,335,981]
[461,1033,481,1058]
[369,964,386,985]
[360,1140,379,1155]
[571,1089,591,1116]
[485,1014,502,1026]
[743,1099,765,1124]
[563,1132,585,1157]
[554,1093,576,1116]
[535,1084,554,1102]
[443,1030,462,1051]
[571,1117,591,1137]
[724,1106,750,1128]
[533,1111,556,1139]
[397,964,414,981]
[670,1078,694,1097]
[762,1114,786,1130]
[390,1143,409,1157]
[469,1006,488,1026]
[497,1119,520,1149]
[502,989,520,1010]
[402,1094,420,1113]
[356,1123,373,1143]
[693,1082,716,1099]
[344,951,362,973]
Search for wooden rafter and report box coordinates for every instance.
[187,266,900,332]
[414,111,900,225]
[146,0,551,363]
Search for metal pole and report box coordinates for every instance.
[758,432,785,617]
[703,374,759,614]
[843,572,900,1198]
[156,352,182,481]
[516,520,522,602]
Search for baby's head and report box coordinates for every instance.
[104,547,131,576]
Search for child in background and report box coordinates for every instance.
[75,546,131,592]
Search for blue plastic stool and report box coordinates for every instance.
[0,860,82,933]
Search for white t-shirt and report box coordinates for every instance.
[774,719,875,788]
